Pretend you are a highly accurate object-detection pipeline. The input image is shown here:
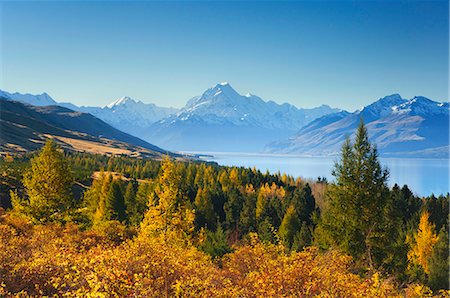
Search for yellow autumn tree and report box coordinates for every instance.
[18,139,73,222]
[407,211,439,274]
[139,156,195,245]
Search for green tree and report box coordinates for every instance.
[105,181,126,222]
[278,205,300,249]
[428,228,449,290]
[194,187,216,229]
[199,223,232,259]
[315,120,390,269]
[124,180,139,224]
[19,140,73,222]
[292,222,312,251]
[239,191,257,234]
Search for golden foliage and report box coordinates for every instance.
[407,211,439,274]
[0,214,404,297]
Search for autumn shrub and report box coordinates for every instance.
[0,215,406,297]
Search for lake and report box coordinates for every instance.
[195,152,449,197]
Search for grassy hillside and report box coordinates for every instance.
[0,98,172,158]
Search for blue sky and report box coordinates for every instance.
[1,0,448,110]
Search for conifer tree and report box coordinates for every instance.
[124,179,140,225]
[239,191,257,234]
[93,174,113,222]
[199,223,232,258]
[105,181,126,222]
[292,222,312,251]
[20,140,73,222]
[278,205,300,249]
[315,119,389,269]
[194,187,216,229]
[427,228,449,290]
[255,191,268,221]
[140,157,195,245]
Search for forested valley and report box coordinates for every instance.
[0,123,448,297]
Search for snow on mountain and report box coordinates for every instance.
[78,96,179,137]
[0,90,58,106]
[265,94,449,158]
[0,89,179,139]
[147,83,341,152]
[175,82,337,130]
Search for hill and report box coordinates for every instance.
[0,98,173,158]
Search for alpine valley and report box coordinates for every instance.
[1,85,448,158]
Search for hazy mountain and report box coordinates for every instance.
[0,90,57,106]
[147,83,340,152]
[0,90,179,138]
[265,94,449,158]
[74,96,179,138]
[0,97,173,158]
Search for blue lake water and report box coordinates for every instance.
[196,152,449,197]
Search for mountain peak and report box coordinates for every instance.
[200,82,240,100]
[106,96,137,108]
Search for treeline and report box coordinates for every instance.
[0,122,448,296]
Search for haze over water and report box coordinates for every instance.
[199,153,449,197]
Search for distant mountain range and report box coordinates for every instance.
[1,87,448,158]
[147,83,340,151]
[265,94,449,158]
[0,96,175,158]
[1,84,340,152]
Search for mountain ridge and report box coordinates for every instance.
[265,94,449,158]
[0,97,176,158]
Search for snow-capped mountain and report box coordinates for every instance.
[0,90,179,138]
[265,94,449,158]
[0,90,58,106]
[146,83,340,152]
[75,96,179,137]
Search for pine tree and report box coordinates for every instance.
[315,119,389,269]
[21,140,73,222]
[199,223,232,259]
[255,191,268,221]
[278,205,300,249]
[428,228,449,290]
[124,180,138,224]
[105,181,126,222]
[292,222,312,251]
[239,191,257,234]
[194,187,216,229]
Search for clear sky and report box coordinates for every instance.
[1,0,448,110]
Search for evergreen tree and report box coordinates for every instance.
[223,188,244,241]
[257,217,277,244]
[278,205,300,249]
[428,228,449,290]
[194,187,216,229]
[255,191,268,221]
[20,140,74,222]
[199,223,232,259]
[105,181,126,222]
[292,222,312,251]
[124,180,139,225]
[315,120,390,269]
[239,192,257,234]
